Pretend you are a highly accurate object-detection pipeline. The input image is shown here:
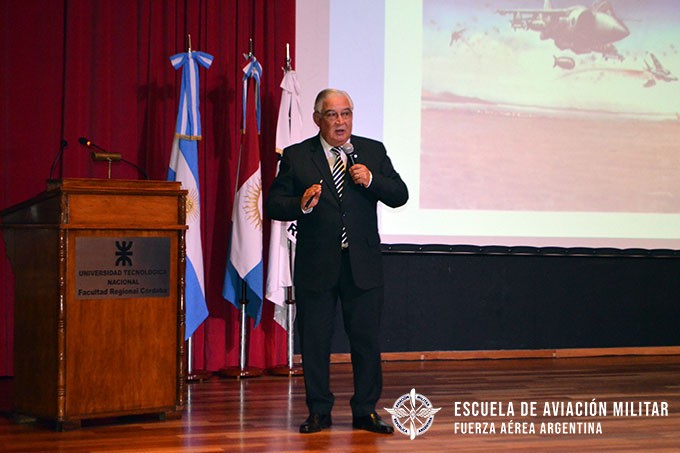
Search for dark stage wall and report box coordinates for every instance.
[326,247,680,354]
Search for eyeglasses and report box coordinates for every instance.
[320,109,353,121]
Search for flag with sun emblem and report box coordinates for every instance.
[168,49,213,340]
[223,55,264,327]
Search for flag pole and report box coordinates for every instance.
[269,44,303,376]
[269,236,303,376]
[285,235,302,374]
[219,40,263,379]
[182,32,210,383]
[168,42,212,382]
[186,336,211,382]
[218,280,262,378]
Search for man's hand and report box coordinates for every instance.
[349,163,372,187]
[301,181,322,211]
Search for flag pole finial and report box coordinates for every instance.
[187,34,192,53]
[284,43,291,72]
[243,38,254,60]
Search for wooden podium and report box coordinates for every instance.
[1,178,187,429]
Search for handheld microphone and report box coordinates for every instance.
[49,139,68,180]
[342,143,357,166]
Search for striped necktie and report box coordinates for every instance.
[331,147,349,248]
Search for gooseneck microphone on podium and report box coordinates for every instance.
[78,137,149,179]
[78,137,122,162]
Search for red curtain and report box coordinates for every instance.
[0,0,296,376]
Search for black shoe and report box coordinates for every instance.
[352,412,394,434]
[299,413,332,433]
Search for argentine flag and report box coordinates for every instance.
[168,50,213,339]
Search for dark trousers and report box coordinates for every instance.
[296,251,384,417]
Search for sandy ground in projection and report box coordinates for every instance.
[420,104,680,213]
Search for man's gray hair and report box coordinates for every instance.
[313,88,354,113]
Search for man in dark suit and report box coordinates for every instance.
[266,88,408,434]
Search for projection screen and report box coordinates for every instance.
[296,0,680,248]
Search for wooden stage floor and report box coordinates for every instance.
[1,355,679,451]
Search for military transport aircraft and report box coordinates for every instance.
[497,0,630,59]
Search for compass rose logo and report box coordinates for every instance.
[385,388,441,440]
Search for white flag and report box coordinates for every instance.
[266,70,303,330]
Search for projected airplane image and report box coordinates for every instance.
[421,0,680,214]
[449,28,467,45]
[497,0,629,60]
[644,53,678,86]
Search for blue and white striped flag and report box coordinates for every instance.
[168,50,213,340]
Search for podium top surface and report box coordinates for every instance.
[2,178,187,229]
[46,178,184,194]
